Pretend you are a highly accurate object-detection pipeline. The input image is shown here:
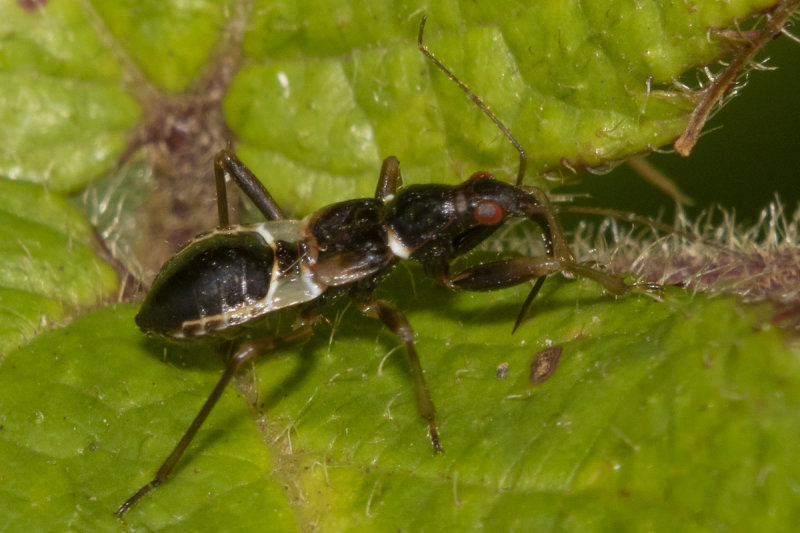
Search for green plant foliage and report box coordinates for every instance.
[89,0,237,93]
[230,0,776,212]
[0,74,138,191]
[0,178,117,355]
[2,277,798,531]
[0,1,139,191]
[0,305,296,531]
[0,0,780,201]
[1,0,797,531]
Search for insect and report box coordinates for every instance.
[115,16,630,516]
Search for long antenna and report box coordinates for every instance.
[417,16,528,186]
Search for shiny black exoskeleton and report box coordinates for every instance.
[115,16,630,517]
[134,231,275,335]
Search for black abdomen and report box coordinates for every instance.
[136,231,274,336]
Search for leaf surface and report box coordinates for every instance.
[1,0,797,531]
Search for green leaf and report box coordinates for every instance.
[1,0,798,531]
[0,1,139,191]
[2,0,781,202]
[2,276,799,530]
[0,304,296,531]
[227,0,777,212]
[0,177,117,355]
[88,0,236,93]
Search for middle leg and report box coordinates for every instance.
[352,294,441,453]
[374,156,402,203]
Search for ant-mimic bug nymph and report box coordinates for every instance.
[115,16,630,517]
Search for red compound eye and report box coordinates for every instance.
[474,200,503,225]
[469,170,495,180]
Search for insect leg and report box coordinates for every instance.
[375,156,402,203]
[115,325,312,517]
[512,276,547,334]
[353,297,442,453]
[214,149,287,227]
[520,186,576,263]
[509,186,591,329]
[440,257,626,294]
[434,257,627,331]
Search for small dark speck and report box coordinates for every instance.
[17,0,48,12]
[529,345,563,385]
[496,362,509,380]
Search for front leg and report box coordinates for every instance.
[433,257,628,331]
[442,257,625,294]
